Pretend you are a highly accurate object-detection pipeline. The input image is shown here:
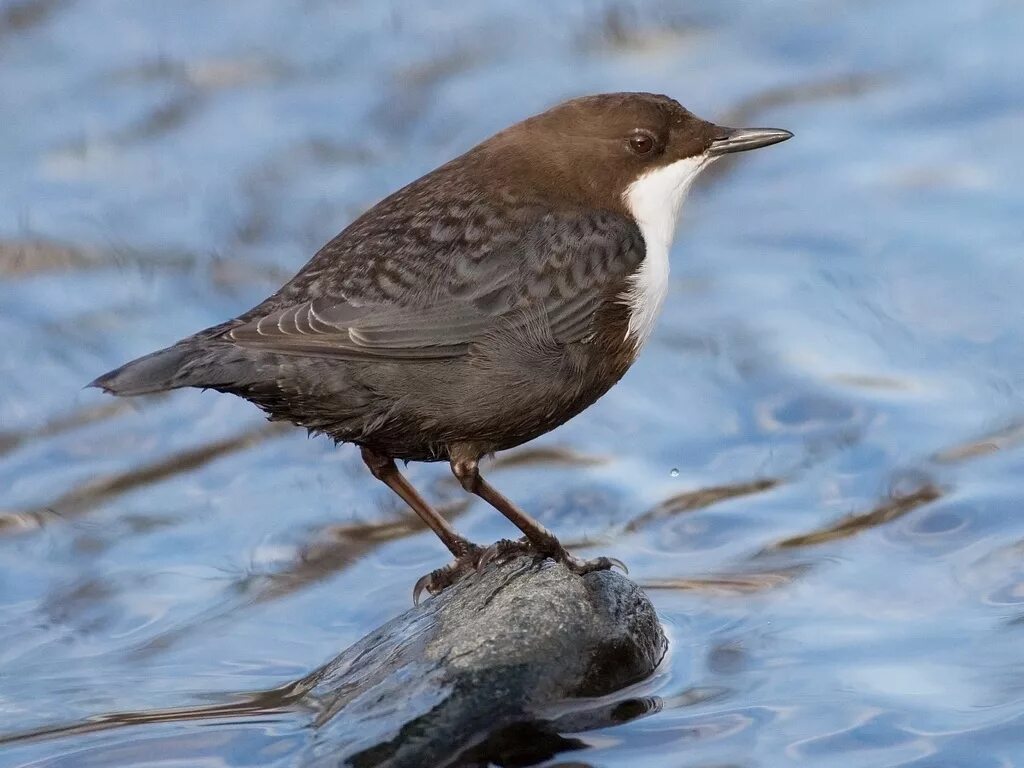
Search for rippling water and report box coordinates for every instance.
[2,0,1023,765]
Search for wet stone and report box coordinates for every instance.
[296,555,667,768]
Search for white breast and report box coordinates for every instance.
[620,154,716,347]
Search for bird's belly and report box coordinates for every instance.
[349,337,635,461]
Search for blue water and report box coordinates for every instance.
[1,0,1023,765]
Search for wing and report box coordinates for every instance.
[225,211,644,361]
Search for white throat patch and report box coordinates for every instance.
[620,154,716,347]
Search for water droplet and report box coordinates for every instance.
[669,468,679,478]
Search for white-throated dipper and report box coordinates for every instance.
[91,92,791,602]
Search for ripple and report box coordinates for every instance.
[757,392,862,435]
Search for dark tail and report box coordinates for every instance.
[89,343,201,396]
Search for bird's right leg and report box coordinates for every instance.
[448,448,625,576]
[360,446,483,603]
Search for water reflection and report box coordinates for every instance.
[2,0,1024,766]
[0,422,290,534]
[772,483,943,550]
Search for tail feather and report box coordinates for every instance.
[89,344,198,396]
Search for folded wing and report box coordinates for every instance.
[226,211,644,361]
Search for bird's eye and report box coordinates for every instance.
[627,132,656,156]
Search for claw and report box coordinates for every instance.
[412,566,455,605]
[476,544,499,573]
[411,547,485,605]
[607,557,629,574]
[412,572,433,606]
[475,537,529,573]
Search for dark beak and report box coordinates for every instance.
[708,127,793,156]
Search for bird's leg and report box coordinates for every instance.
[360,446,483,603]
[361,446,472,558]
[449,449,625,576]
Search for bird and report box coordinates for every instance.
[90,92,791,603]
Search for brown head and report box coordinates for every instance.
[476,92,792,213]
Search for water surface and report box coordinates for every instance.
[1,0,1023,765]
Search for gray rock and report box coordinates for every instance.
[297,555,667,768]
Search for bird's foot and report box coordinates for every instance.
[475,536,532,572]
[556,549,628,576]
[413,535,628,604]
[412,542,485,605]
[476,534,627,577]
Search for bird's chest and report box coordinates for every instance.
[618,240,670,353]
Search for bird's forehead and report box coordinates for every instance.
[537,93,692,135]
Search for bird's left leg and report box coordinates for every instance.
[360,446,483,603]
